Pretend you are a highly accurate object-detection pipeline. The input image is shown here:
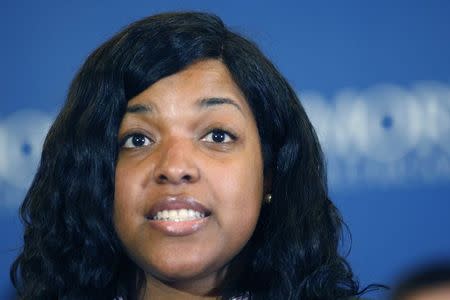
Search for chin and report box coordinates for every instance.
[148,257,226,286]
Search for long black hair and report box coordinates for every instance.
[11,11,374,299]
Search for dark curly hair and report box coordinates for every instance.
[11,11,378,299]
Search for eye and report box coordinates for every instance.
[202,129,236,143]
[120,133,152,149]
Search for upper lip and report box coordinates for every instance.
[146,195,212,219]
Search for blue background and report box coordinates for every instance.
[1,1,449,299]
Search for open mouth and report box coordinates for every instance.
[148,209,212,222]
[145,195,212,224]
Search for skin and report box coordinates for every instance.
[401,286,450,300]
[114,59,265,299]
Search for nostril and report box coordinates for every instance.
[182,174,192,182]
[156,173,193,184]
[157,174,169,183]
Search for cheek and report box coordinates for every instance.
[114,165,131,213]
[113,162,143,237]
[211,153,264,240]
[114,158,146,206]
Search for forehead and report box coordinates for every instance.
[126,59,251,116]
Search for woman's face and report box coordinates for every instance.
[114,59,264,291]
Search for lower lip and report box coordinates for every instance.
[148,217,209,236]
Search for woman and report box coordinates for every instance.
[11,12,373,299]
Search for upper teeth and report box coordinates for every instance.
[153,209,205,221]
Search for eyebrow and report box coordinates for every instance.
[125,97,243,115]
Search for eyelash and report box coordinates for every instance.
[119,132,153,149]
[119,128,238,149]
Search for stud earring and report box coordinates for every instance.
[264,193,272,204]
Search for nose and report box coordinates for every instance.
[153,138,200,185]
